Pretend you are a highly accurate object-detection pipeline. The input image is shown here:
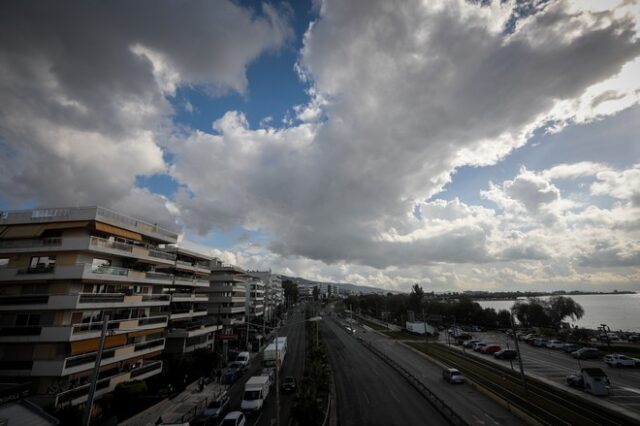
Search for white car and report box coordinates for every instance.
[221,411,246,426]
[546,339,564,349]
[442,368,465,384]
[604,354,640,368]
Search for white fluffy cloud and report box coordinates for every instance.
[2,0,640,292]
[0,0,289,226]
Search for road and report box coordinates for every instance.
[323,315,451,426]
[445,331,640,417]
[224,307,307,426]
[343,318,524,426]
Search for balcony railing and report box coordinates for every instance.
[145,271,173,281]
[71,315,167,335]
[130,361,163,378]
[148,249,176,261]
[0,295,49,305]
[141,294,171,302]
[134,338,165,352]
[0,326,41,336]
[91,265,129,277]
[17,266,55,275]
[78,293,125,304]
[89,236,133,253]
[0,237,62,249]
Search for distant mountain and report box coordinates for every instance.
[278,274,400,295]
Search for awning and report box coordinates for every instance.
[94,222,142,241]
[0,221,90,239]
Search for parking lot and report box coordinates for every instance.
[439,331,640,417]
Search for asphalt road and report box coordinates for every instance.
[447,331,640,417]
[323,315,451,426]
[344,319,523,426]
[224,307,307,426]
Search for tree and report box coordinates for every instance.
[513,298,551,328]
[282,279,299,305]
[408,284,424,313]
[546,296,584,328]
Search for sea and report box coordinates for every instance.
[476,293,640,332]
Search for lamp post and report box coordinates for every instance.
[82,315,110,426]
[600,324,611,348]
[510,310,528,395]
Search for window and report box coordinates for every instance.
[0,258,8,269]
[29,256,56,271]
[15,313,40,326]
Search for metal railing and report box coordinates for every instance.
[0,237,62,249]
[78,293,125,304]
[130,361,163,378]
[0,295,49,305]
[148,249,176,261]
[90,264,129,277]
[89,236,133,253]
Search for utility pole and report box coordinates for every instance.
[510,311,528,395]
[83,314,109,426]
[275,332,280,426]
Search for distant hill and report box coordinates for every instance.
[278,275,400,295]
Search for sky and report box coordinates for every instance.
[0,0,639,293]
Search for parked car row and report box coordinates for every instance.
[512,331,640,367]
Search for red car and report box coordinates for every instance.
[480,344,501,354]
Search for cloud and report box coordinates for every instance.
[166,0,640,273]
[590,164,640,205]
[0,0,290,213]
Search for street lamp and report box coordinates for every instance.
[600,324,611,348]
[509,309,529,396]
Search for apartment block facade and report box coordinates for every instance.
[204,261,248,331]
[160,246,221,354]
[0,207,179,408]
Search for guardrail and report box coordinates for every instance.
[357,338,469,426]
[408,343,640,426]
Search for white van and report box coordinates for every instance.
[241,376,270,413]
[235,351,251,368]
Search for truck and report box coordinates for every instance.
[240,376,270,412]
[263,337,287,368]
[566,368,610,396]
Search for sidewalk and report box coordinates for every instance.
[119,379,228,426]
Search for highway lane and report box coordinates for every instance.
[440,331,640,417]
[346,321,523,426]
[252,307,307,426]
[324,316,450,426]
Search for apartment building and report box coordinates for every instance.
[0,207,179,408]
[249,271,282,322]
[245,276,265,320]
[159,246,221,353]
[204,260,248,331]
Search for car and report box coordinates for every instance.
[604,354,640,368]
[546,340,564,349]
[235,352,251,368]
[562,343,581,353]
[203,391,230,420]
[572,347,601,360]
[566,372,584,388]
[463,339,480,349]
[472,342,487,352]
[519,333,536,342]
[281,376,297,393]
[628,334,640,343]
[228,361,247,372]
[223,366,242,384]
[221,411,246,426]
[531,338,548,347]
[442,368,465,384]
[494,349,518,360]
[480,344,501,354]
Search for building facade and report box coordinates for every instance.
[204,260,248,332]
[159,246,221,354]
[0,207,179,408]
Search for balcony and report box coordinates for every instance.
[218,306,245,315]
[70,315,168,339]
[0,237,62,251]
[167,322,221,338]
[55,361,163,407]
[31,338,166,377]
[169,308,207,321]
[0,292,170,311]
[171,293,208,303]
